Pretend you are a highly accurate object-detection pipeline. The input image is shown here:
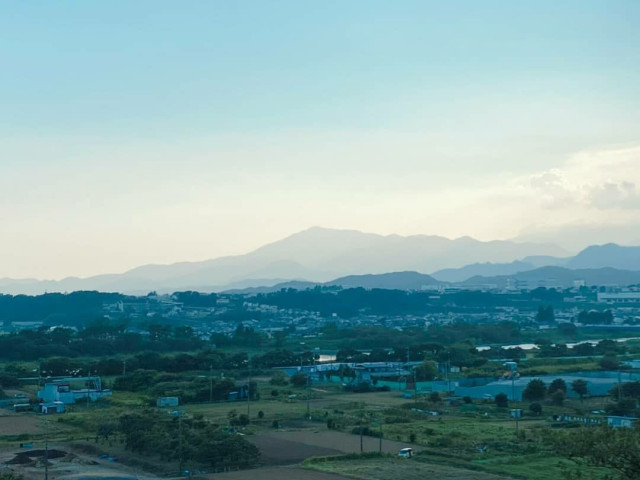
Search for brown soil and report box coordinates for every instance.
[8,449,67,464]
[204,466,349,480]
[0,414,42,435]
[251,430,417,458]
[249,435,341,465]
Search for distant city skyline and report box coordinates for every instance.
[1,1,639,279]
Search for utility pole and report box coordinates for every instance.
[44,415,49,480]
[247,355,251,417]
[209,364,213,403]
[306,354,314,420]
[359,414,364,453]
[306,374,311,420]
[86,369,91,409]
[618,369,622,401]
[510,363,519,438]
[178,413,183,475]
[447,352,451,394]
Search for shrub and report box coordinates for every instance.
[290,372,308,387]
[529,403,542,416]
[523,379,547,401]
[495,393,509,408]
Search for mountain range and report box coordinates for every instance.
[430,244,640,283]
[0,227,638,295]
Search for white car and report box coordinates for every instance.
[398,448,413,458]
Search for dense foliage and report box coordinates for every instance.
[117,410,259,469]
[556,426,640,480]
[0,320,205,360]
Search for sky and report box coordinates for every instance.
[1,1,639,279]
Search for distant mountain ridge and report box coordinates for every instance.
[327,271,439,290]
[226,265,640,294]
[223,271,438,294]
[432,261,536,283]
[431,244,640,283]
[2,227,637,295]
[462,266,640,289]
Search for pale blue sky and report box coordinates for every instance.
[1,1,639,278]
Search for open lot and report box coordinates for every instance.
[0,413,42,436]
[208,466,350,480]
[249,429,417,464]
[0,444,161,480]
[305,457,515,480]
[256,430,415,455]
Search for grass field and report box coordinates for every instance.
[0,376,620,479]
[304,456,515,480]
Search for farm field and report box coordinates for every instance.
[0,413,42,436]
[304,457,515,480]
[249,430,419,465]
[208,466,350,480]
[0,358,629,480]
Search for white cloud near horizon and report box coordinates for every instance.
[524,144,640,210]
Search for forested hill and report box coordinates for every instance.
[0,291,123,325]
[0,290,218,326]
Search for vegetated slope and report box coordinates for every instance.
[432,244,639,283]
[326,271,439,290]
[461,266,640,288]
[566,244,640,270]
[431,261,536,283]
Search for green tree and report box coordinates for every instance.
[572,379,589,402]
[556,426,640,480]
[600,354,620,370]
[269,371,288,386]
[529,402,542,416]
[415,360,438,381]
[523,379,547,401]
[495,392,509,408]
[273,331,287,348]
[550,390,565,406]
[606,397,637,416]
[548,378,567,396]
[535,305,555,323]
[290,372,308,388]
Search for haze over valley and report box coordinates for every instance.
[1,227,639,295]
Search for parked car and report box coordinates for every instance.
[398,448,413,458]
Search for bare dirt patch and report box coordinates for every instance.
[249,435,341,465]
[306,457,516,480]
[0,444,160,480]
[206,465,349,480]
[0,414,42,435]
[253,430,417,457]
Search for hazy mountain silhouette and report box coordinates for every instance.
[431,244,640,283]
[462,266,640,288]
[431,261,536,283]
[566,244,640,270]
[0,226,589,295]
[326,271,439,290]
[224,271,438,294]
